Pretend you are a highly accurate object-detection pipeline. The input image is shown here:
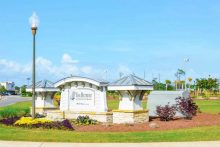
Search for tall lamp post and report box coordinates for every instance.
[29,12,39,119]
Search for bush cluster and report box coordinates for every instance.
[14,117,51,125]
[0,117,20,125]
[156,96,198,121]
[74,115,98,125]
[175,97,198,119]
[0,107,74,130]
[14,117,74,130]
[0,108,29,119]
[156,104,176,121]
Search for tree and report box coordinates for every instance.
[180,80,185,90]
[20,85,27,96]
[196,78,218,96]
[188,77,192,89]
[174,80,179,90]
[188,77,192,82]
[152,79,166,90]
[15,86,20,94]
[0,86,6,93]
[175,69,185,81]
[165,80,171,90]
[175,69,185,89]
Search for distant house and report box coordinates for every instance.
[0,81,15,94]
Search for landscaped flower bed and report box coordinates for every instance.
[73,115,99,125]
[14,117,74,130]
[156,96,198,121]
[0,116,74,130]
[14,117,52,125]
[0,117,20,125]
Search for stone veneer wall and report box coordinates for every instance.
[30,107,59,115]
[45,109,149,124]
[46,110,64,121]
[64,111,113,123]
[113,110,149,124]
[46,110,113,123]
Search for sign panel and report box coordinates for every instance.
[69,88,95,107]
[60,89,69,110]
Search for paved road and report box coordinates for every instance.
[0,141,220,147]
[0,95,31,107]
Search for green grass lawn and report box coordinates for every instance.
[0,124,220,142]
[195,100,220,114]
[0,100,220,142]
[0,101,31,111]
[107,99,147,110]
[2,99,218,114]
[108,99,220,114]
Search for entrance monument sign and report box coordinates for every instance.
[108,75,153,124]
[54,76,112,123]
[26,80,59,114]
[70,89,95,107]
[40,75,153,124]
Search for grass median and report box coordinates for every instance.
[0,99,219,142]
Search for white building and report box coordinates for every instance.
[0,81,15,93]
[52,76,111,122]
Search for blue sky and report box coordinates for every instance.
[1,0,220,86]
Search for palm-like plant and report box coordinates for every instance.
[188,77,192,89]
[175,69,185,81]
[174,80,179,90]
[165,80,171,90]
[180,80,185,90]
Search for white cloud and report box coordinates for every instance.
[0,54,99,84]
[0,59,30,73]
[35,55,80,78]
[36,57,54,71]
[61,53,78,64]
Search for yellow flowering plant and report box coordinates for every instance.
[13,117,74,130]
[14,117,51,125]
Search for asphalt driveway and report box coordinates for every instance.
[0,95,31,107]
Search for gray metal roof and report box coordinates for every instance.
[28,80,55,88]
[110,74,152,86]
[55,75,109,85]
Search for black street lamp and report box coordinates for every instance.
[29,12,39,119]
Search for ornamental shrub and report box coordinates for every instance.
[14,117,74,130]
[53,92,61,106]
[35,113,46,118]
[0,107,30,119]
[156,103,176,121]
[74,115,98,125]
[62,119,74,130]
[0,117,20,125]
[0,108,18,118]
[175,96,198,120]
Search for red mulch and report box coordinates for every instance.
[74,113,220,132]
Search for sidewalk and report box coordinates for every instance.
[0,141,220,147]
